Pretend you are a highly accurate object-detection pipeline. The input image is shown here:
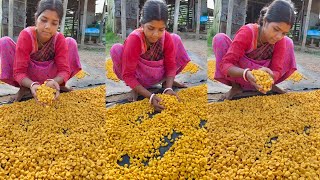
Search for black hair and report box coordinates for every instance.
[140,0,168,25]
[258,0,295,27]
[35,0,64,23]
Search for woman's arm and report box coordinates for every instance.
[163,32,176,88]
[13,30,33,87]
[122,34,165,111]
[220,26,253,77]
[54,33,71,84]
[122,34,158,99]
[269,37,287,82]
[122,35,143,90]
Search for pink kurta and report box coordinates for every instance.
[213,23,296,90]
[0,27,81,87]
[110,29,190,89]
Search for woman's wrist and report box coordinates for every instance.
[45,79,55,84]
[163,88,173,94]
[30,82,40,89]
[149,93,155,104]
[243,68,250,82]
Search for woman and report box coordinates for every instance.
[0,0,81,102]
[110,0,190,111]
[213,0,296,100]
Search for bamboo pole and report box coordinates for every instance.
[196,0,201,39]
[60,0,69,34]
[173,0,180,34]
[81,0,88,46]
[301,0,312,51]
[8,0,14,38]
[226,0,234,37]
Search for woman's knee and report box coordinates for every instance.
[65,37,78,47]
[284,36,294,49]
[110,43,124,56]
[212,33,229,45]
[170,33,182,42]
[0,36,14,45]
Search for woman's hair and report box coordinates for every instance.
[35,0,64,23]
[258,0,295,27]
[140,0,168,25]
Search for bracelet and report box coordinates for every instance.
[243,68,250,82]
[45,79,55,84]
[149,93,155,104]
[163,88,173,94]
[30,82,40,89]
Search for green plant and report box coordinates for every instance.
[207,27,217,47]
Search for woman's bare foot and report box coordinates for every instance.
[220,83,243,100]
[272,85,286,94]
[12,87,31,102]
[128,90,138,102]
[60,86,73,92]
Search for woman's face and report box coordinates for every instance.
[262,21,291,44]
[142,20,166,44]
[35,10,60,43]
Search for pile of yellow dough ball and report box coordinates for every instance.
[0,85,210,179]
[252,69,273,92]
[2,82,320,179]
[36,84,56,105]
[105,59,120,82]
[181,62,200,74]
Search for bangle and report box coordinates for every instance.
[149,93,155,104]
[45,79,55,84]
[243,68,250,82]
[30,82,39,89]
[163,88,173,94]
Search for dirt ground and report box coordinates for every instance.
[295,50,320,73]
[180,38,208,61]
[79,47,106,70]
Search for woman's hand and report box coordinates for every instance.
[151,95,165,112]
[246,69,274,94]
[246,71,267,94]
[30,84,40,102]
[45,80,60,100]
[259,67,274,80]
[164,89,180,101]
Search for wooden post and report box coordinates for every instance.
[226,0,234,37]
[212,0,221,34]
[173,0,180,34]
[24,0,27,28]
[72,11,75,37]
[302,0,312,51]
[187,0,190,29]
[195,0,201,39]
[8,0,14,38]
[0,0,3,37]
[76,0,80,42]
[243,0,248,25]
[99,0,107,44]
[298,0,305,42]
[60,0,68,34]
[81,0,88,47]
[226,0,233,38]
[192,0,195,29]
[121,0,126,39]
[136,3,139,28]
